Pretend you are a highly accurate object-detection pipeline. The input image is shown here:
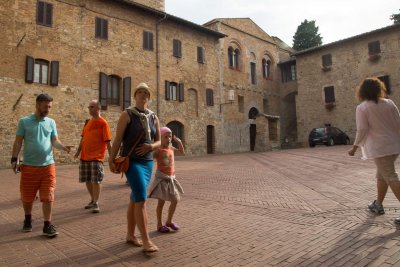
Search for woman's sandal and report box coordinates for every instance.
[142,243,159,253]
[126,237,143,247]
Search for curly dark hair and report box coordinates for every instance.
[36,93,53,103]
[356,77,386,103]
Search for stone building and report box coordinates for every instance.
[293,24,400,146]
[204,18,292,152]
[0,0,293,167]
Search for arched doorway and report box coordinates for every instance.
[248,107,259,151]
[206,125,215,154]
[167,121,184,147]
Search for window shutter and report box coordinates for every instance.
[103,19,108,40]
[123,77,131,110]
[165,80,170,100]
[50,61,59,86]
[143,31,147,48]
[210,90,214,106]
[197,47,204,63]
[324,86,335,103]
[37,1,44,24]
[173,39,179,57]
[95,17,101,38]
[149,32,154,50]
[45,3,52,26]
[25,56,34,83]
[178,83,184,102]
[99,72,108,110]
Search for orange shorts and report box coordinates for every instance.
[20,164,56,203]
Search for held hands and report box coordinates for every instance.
[108,159,116,173]
[63,146,73,153]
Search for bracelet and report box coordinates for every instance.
[11,157,18,164]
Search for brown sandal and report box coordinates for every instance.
[126,237,143,247]
[142,243,159,253]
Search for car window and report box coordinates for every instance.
[315,128,324,134]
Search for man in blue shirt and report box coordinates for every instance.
[11,93,72,237]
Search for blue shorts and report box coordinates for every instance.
[125,159,153,202]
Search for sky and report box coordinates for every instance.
[165,0,399,46]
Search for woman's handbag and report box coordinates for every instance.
[113,132,145,174]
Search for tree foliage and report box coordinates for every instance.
[390,9,400,24]
[292,19,323,51]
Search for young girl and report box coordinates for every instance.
[148,127,185,233]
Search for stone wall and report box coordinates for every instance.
[295,25,400,146]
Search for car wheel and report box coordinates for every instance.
[327,138,334,146]
[345,138,350,145]
[309,143,315,147]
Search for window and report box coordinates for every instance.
[228,47,234,68]
[368,41,380,55]
[250,62,256,84]
[324,86,335,103]
[228,47,240,69]
[99,73,131,110]
[173,39,182,58]
[378,75,391,95]
[262,58,272,79]
[263,98,268,113]
[290,65,296,80]
[107,75,120,105]
[95,17,108,40]
[238,95,244,113]
[197,46,205,63]
[25,56,59,86]
[36,1,52,27]
[165,81,184,101]
[34,59,49,84]
[143,31,154,51]
[322,54,332,67]
[206,89,214,106]
[280,62,296,83]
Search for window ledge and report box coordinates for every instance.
[325,102,335,110]
[368,54,381,61]
[322,66,332,72]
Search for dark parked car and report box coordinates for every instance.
[308,126,350,147]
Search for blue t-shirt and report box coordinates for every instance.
[16,114,58,166]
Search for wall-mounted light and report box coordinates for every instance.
[220,89,235,113]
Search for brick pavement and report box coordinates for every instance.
[2,146,400,266]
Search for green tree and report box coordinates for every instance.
[390,9,400,24]
[292,19,323,51]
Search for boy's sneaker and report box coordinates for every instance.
[43,224,58,237]
[368,200,385,214]
[22,220,32,232]
[394,217,400,224]
[84,201,94,209]
[92,203,100,213]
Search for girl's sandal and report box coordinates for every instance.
[126,237,143,247]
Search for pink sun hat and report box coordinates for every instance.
[160,127,172,136]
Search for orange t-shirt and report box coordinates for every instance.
[155,146,175,176]
[80,117,111,161]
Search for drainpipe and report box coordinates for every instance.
[156,13,168,116]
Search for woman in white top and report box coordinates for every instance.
[348,77,400,223]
